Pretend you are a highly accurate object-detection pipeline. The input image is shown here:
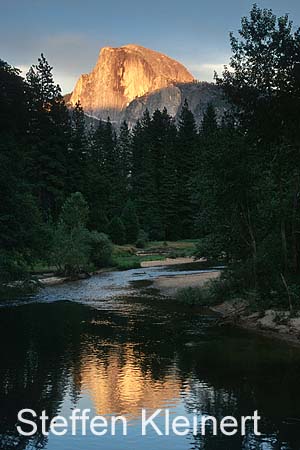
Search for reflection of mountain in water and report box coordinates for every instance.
[81,345,181,418]
[0,299,300,450]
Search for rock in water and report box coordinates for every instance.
[69,44,194,123]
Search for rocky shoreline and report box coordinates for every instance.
[145,264,300,347]
[211,300,300,347]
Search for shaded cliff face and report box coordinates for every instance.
[124,82,228,128]
[69,44,194,122]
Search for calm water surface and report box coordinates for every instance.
[1,265,300,450]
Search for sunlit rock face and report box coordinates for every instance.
[69,44,194,122]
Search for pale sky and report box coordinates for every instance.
[1,0,300,93]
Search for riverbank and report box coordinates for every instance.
[146,267,300,347]
[36,241,200,286]
[211,300,300,347]
[141,256,202,267]
[38,267,115,287]
[38,258,206,287]
[38,254,300,348]
[151,270,220,296]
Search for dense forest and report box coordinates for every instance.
[1,5,300,308]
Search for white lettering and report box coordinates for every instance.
[90,416,108,436]
[201,415,217,436]
[111,415,127,436]
[17,409,37,436]
[220,416,238,436]
[172,416,190,436]
[141,409,163,435]
[253,410,261,436]
[50,416,67,436]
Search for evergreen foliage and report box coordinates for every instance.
[50,193,112,275]
[26,54,70,217]
[109,217,126,245]
[135,229,149,249]
[1,10,300,310]
[194,4,300,304]
[89,231,113,268]
[50,193,91,275]
[121,200,140,243]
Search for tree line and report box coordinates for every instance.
[1,4,300,307]
[0,52,202,281]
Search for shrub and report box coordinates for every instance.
[60,192,89,229]
[194,236,225,261]
[135,229,149,249]
[50,223,91,275]
[175,286,210,307]
[112,255,141,270]
[0,252,29,283]
[50,193,92,275]
[109,217,126,244]
[89,232,113,268]
[0,252,39,298]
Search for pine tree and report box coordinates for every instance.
[121,200,139,243]
[217,4,300,276]
[131,110,153,229]
[175,100,198,238]
[201,103,218,137]
[26,54,70,217]
[159,109,178,240]
[0,60,46,271]
[102,118,121,217]
[148,108,178,239]
[109,216,126,244]
[117,121,132,181]
[0,59,28,134]
[84,119,111,230]
[68,101,87,193]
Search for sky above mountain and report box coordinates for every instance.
[1,0,300,93]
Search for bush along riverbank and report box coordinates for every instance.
[170,267,300,346]
[0,228,200,297]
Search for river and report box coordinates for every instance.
[0,263,300,450]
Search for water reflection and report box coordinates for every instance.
[81,346,181,417]
[0,299,300,450]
